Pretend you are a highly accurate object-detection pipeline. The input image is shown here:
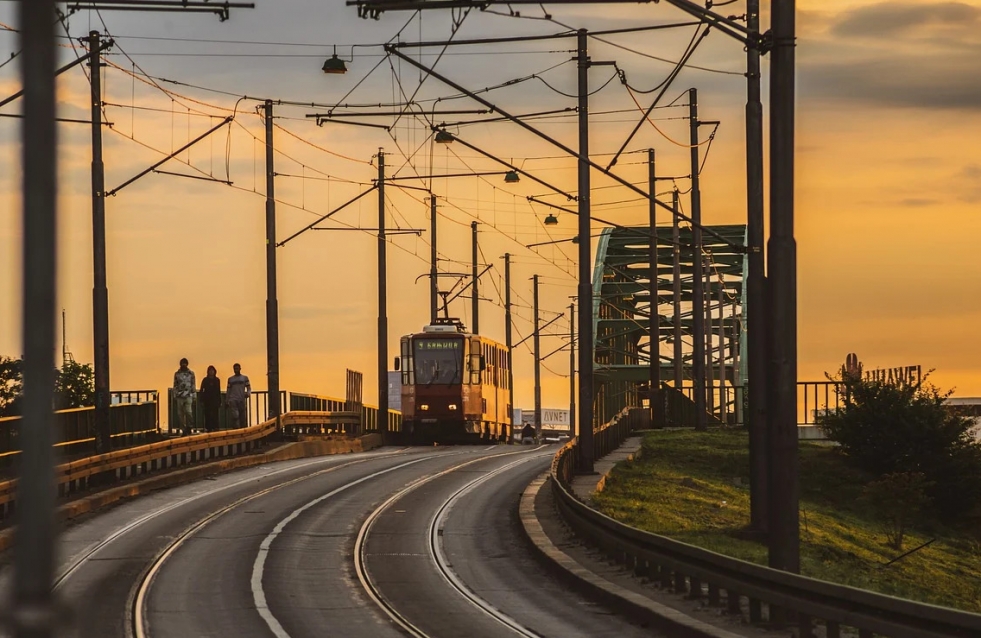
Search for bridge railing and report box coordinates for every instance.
[0,401,160,468]
[550,425,981,638]
[165,389,401,436]
[664,380,842,428]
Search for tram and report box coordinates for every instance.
[396,319,511,444]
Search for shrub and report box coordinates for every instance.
[860,472,932,550]
[819,377,981,523]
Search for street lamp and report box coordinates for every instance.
[544,213,559,226]
[322,46,348,74]
[435,129,454,144]
[504,170,520,183]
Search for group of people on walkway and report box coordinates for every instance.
[172,358,252,435]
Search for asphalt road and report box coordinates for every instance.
[0,444,657,638]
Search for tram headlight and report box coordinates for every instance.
[448,404,458,411]
[420,404,430,411]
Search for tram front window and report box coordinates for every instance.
[414,339,463,385]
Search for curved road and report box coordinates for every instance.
[0,445,656,638]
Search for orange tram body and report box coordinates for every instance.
[396,321,512,444]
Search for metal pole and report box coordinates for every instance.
[264,100,281,418]
[767,0,800,574]
[689,88,707,431]
[648,149,661,428]
[718,279,726,425]
[378,150,389,442]
[672,190,683,388]
[504,254,514,440]
[533,274,542,441]
[569,301,576,439]
[705,254,714,417]
[14,2,58,635]
[430,196,438,324]
[746,0,769,534]
[471,221,479,334]
[576,29,595,471]
[89,31,111,455]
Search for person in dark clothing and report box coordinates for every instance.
[200,365,222,432]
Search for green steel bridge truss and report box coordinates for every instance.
[592,224,748,425]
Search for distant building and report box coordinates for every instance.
[945,397,981,441]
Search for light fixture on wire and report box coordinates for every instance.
[322,46,348,74]
[434,129,454,144]
[544,213,559,226]
[504,170,520,184]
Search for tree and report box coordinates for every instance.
[819,376,981,523]
[0,356,23,417]
[54,361,95,410]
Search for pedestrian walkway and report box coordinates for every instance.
[570,434,644,503]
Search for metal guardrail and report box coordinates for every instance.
[166,389,402,434]
[550,416,981,638]
[0,413,284,520]
[0,401,160,467]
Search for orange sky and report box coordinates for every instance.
[1,0,979,419]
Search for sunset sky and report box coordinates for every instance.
[1,0,979,420]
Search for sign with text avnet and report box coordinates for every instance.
[515,408,571,430]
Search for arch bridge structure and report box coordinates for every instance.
[592,224,748,426]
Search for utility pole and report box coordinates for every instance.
[647,149,662,428]
[689,88,707,431]
[705,254,714,417]
[377,150,389,442]
[430,195,438,324]
[746,0,769,535]
[89,31,111,455]
[767,0,800,575]
[504,253,514,440]
[718,279,727,424]
[533,274,542,441]
[569,301,576,439]
[15,2,58,634]
[672,190,683,388]
[264,100,281,419]
[576,29,595,471]
[471,221,479,334]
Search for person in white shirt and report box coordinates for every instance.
[225,363,251,428]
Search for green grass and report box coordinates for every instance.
[591,429,981,612]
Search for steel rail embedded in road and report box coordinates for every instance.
[429,455,550,638]
[355,446,547,638]
[54,450,388,592]
[129,449,438,638]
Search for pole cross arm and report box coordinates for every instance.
[278,186,378,247]
[66,1,255,22]
[106,115,233,197]
[385,46,744,253]
[514,312,564,350]
[0,37,114,110]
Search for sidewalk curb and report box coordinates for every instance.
[519,473,743,638]
[0,435,381,554]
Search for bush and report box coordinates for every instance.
[819,377,981,523]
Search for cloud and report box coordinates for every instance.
[897,198,940,207]
[957,163,981,202]
[830,2,981,42]
[800,54,981,109]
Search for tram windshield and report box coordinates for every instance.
[414,338,463,385]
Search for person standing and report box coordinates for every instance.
[173,358,196,436]
[226,363,251,428]
[200,365,222,433]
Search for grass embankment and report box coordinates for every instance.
[592,430,981,612]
